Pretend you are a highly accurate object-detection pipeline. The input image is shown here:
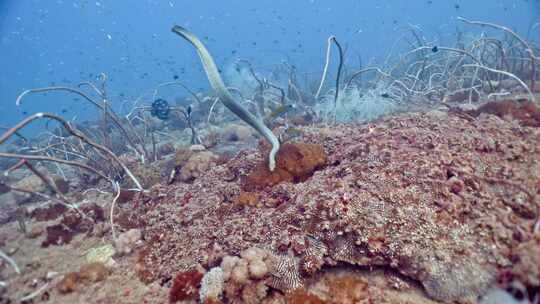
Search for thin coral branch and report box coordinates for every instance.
[171,107,201,145]
[0,180,59,204]
[16,86,102,109]
[110,181,121,242]
[402,46,484,66]
[3,159,26,177]
[22,160,70,203]
[0,125,28,144]
[0,249,20,275]
[458,17,538,89]
[15,86,147,159]
[264,80,286,105]
[236,59,265,89]
[19,282,50,302]
[207,97,220,124]
[331,37,344,123]
[462,64,536,102]
[346,67,392,89]
[151,81,203,104]
[78,81,105,98]
[315,36,335,99]
[0,152,111,182]
[458,17,538,59]
[0,113,143,190]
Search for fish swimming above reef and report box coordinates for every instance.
[150,98,171,120]
[268,104,295,119]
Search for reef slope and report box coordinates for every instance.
[133,109,540,303]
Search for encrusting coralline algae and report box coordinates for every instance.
[132,109,540,303]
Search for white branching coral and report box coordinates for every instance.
[200,267,225,302]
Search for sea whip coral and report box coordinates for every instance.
[171,25,281,171]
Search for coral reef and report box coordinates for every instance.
[507,237,540,290]
[133,110,540,303]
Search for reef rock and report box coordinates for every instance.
[132,110,540,303]
[179,151,219,182]
[221,124,255,142]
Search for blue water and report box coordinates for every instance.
[0,0,538,129]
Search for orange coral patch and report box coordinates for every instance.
[244,142,327,190]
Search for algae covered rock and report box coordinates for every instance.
[221,124,255,142]
[115,228,142,255]
[56,262,110,294]
[85,244,116,266]
[179,151,219,182]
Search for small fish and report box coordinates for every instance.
[173,75,179,80]
[432,46,439,53]
[454,4,460,9]
[61,108,68,114]
[269,104,295,119]
[22,111,28,115]
[380,93,390,98]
